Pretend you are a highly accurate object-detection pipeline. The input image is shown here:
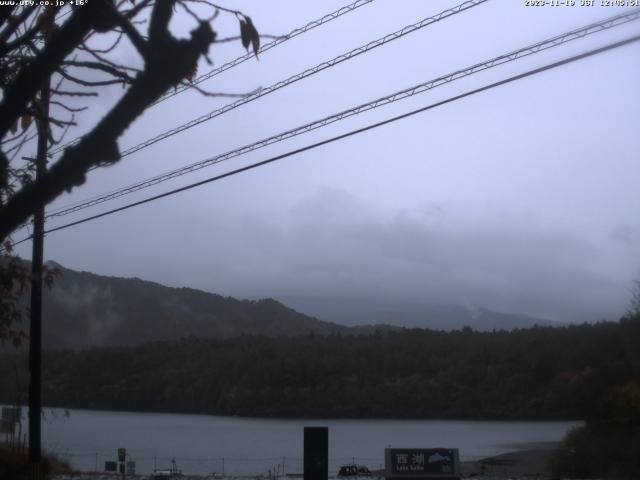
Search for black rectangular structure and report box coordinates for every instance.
[304,427,328,480]
[385,448,460,480]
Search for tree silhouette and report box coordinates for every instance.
[0,0,261,344]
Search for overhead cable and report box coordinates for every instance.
[18,34,637,244]
[52,0,489,163]
[47,0,376,156]
[46,8,640,219]
[156,0,377,104]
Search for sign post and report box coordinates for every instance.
[385,448,460,480]
[117,448,126,479]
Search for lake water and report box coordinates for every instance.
[14,407,581,476]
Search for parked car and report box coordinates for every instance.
[338,464,372,477]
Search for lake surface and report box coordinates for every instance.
[16,407,581,476]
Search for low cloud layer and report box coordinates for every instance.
[21,1,638,326]
[148,187,635,323]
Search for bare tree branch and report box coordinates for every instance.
[215,33,282,43]
[185,82,262,98]
[49,101,88,113]
[0,4,218,241]
[57,68,130,87]
[109,5,149,59]
[50,88,98,97]
[0,3,115,139]
[78,43,140,73]
[0,6,54,57]
[79,31,124,54]
[0,5,37,54]
[63,59,137,77]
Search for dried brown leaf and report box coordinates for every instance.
[244,16,260,58]
[239,18,251,51]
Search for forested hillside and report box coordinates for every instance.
[2,318,638,419]
[27,263,347,349]
[5,261,559,351]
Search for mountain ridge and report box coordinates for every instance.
[34,262,347,350]
[280,295,565,331]
[6,259,564,350]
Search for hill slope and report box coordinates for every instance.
[6,260,563,350]
[282,296,564,331]
[37,263,346,349]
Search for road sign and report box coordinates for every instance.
[385,448,460,480]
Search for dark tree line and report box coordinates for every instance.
[2,317,639,420]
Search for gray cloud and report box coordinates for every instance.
[13,1,639,327]
[184,187,631,322]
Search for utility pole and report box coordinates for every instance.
[28,49,50,480]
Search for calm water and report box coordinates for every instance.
[15,407,580,476]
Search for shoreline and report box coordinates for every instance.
[1,403,584,422]
[50,443,561,480]
[460,441,559,479]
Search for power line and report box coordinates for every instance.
[45,8,640,219]
[21,34,638,244]
[49,0,377,156]
[155,0,377,104]
[55,0,489,165]
[47,0,491,214]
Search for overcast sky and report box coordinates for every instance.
[13,0,640,323]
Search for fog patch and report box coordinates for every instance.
[229,188,633,322]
